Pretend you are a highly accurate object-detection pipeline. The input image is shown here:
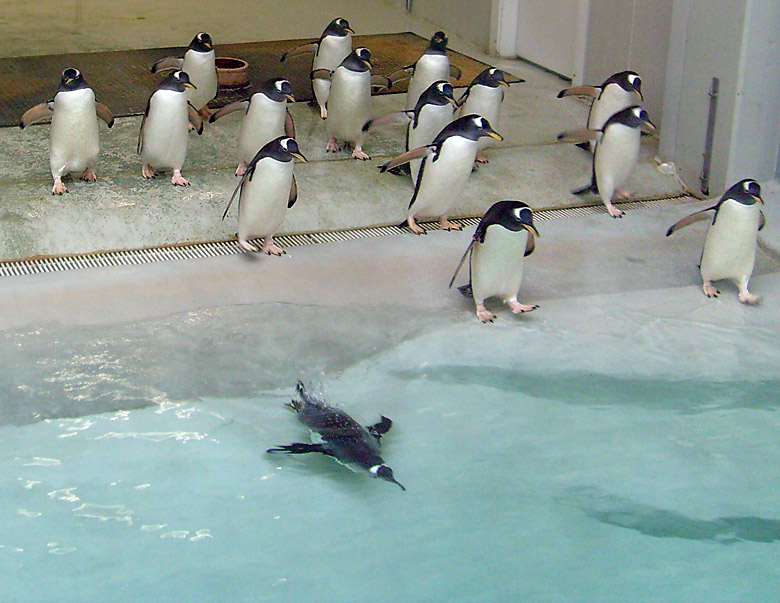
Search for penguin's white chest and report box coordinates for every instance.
[461,85,503,150]
[589,86,634,131]
[408,103,453,180]
[49,88,99,177]
[471,226,528,303]
[238,158,294,240]
[182,49,217,110]
[141,90,190,170]
[700,201,760,283]
[407,54,449,109]
[411,137,477,218]
[327,69,370,142]
[238,95,286,163]
[595,125,640,190]
[312,35,352,107]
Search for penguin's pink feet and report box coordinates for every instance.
[320,105,328,120]
[239,239,260,252]
[171,170,190,186]
[439,218,463,231]
[507,300,539,314]
[738,284,760,305]
[142,164,156,179]
[605,202,624,219]
[702,281,720,298]
[80,167,97,182]
[261,237,285,256]
[476,304,495,323]
[407,218,426,235]
[326,137,340,153]
[614,188,632,200]
[51,177,68,195]
[235,162,248,177]
[475,153,488,164]
[351,146,370,161]
[198,107,211,119]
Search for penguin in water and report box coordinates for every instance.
[389,31,462,111]
[222,136,306,255]
[267,381,406,491]
[280,17,354,120]
[457,67,517,163]
[557,70,642,152]
[20,68,114,195]
[151,32,217,118]
[138,70,204,186]
[208,77,296,176]
[557,105,656,218]
[666,179,765,305]
[450,201,540,322]
[380,115,503,234]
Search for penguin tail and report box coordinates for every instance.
[457,283,474,298]
[572,183,598,196]
[387,163,411,177]
[574,142,592,152]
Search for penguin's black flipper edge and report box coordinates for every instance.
[379,145,432,173]
[367,416,393,440]
[665,208,715,237]
[557,85,600,99]
[457,283,474,298]
[288,175,298,208]
[759,210,766,231]
[19,102,54,129]
[363,111,411,132]
[449,240,476,289]
[209,100,249,123]
[267,443,331,455]
[371,75,393,92]
[96,102,114,128]
[557,128,599,144]
[524,232,536,257]
[571,183,598,196]
[281,42,319,63]
[151,56,183,74]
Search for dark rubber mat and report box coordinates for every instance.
[0,32,500,128]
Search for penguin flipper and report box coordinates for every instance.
[137,115,147,154]
[280,42,319,62]
[387,66,414,85]
[362,111,412,132]
[288,175,298,209]
[449,239,477,289]
[285,109,296,138]
[379,145,433,173]
[524,232,537,257]
[267,443,332,455]
[367,416,393,440]
[208,100,249,123]
[310,69,332,81]
[371,75,392,92]
[759,210,766,232]
[557,128,600,144]
[95,102,114,128]
[223,167,252,220]
[455,88,470,108]
[457,283,473,298]
[151,56,183,74]
[187,102,204,135]
[449,64,462,81]
[665,208,716,236]
[19,102,53,129]
[557,85,600,99]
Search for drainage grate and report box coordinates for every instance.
[0,195,695,277]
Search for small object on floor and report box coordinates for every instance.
[666,179,765,305]
[19,68,114,195]
[267,381,405,491]
[450,200,540,322]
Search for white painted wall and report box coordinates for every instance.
[411,0,493,51]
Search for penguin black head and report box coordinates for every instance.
[417,80,457,109]
[261,136,307,163]
[474,200,539,243]
[261,77,295,103]
[58,68,88,92]
[189,32,213,52]
[325,17,354,37]
[370,464,405,491]
[603,70,642,100]
[473,67,510,89]
[427,31,449,53]
[605,105,656,134]
[341,47,372,72]
[159,70,197,92]
[439,114,503,143]
[723,179,763,205]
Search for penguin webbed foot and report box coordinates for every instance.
[367,416,392,440]
[170,171,191,187]
[702,282,720,298]
[738,291,760,305]
[475,304,495,323]
[439,218,463,232]
[507,300,539,314]
[605,204,624,219]
[326,137,340,153]
[351,147,370,161]
[80,167,97,182]
[267,443,329,455]
[51,178,68,195]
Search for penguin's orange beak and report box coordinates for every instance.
[499,79,510,87]
[446,96,458,107]
[641,118,657,134]
[753,195,764,204]
[345,26,355,34]
[291,152,307,163]
[522,223,539,237]
[184,82,197,89]
[285,93,295,103]
[486,129,503,141]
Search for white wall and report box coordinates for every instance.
[411,0,493,51]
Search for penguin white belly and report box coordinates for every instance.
[700,202,760,283]
[406,55,450,110]
[237,95,286,164]
[408,103,453,181]
[588,88,634,131]
[312,36,352,107]
[461,86,503,151]
[471,227,528,303]
[595,126,640,197]
[49,88,99,178]
[182,50,217,111]
[411,137,476,218]
[141,90,190,170]
[238,158,293,241]
[327,69,370,144]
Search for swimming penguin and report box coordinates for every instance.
[450,200,540,322]
[151,32,217,117]
[19,68,114,195]
[209,78,296,176]
[267,381,405,491]
[557,105,656,218]
[557,70,642,152]
[380,114,503,234]
[457,67,516,163]
[389,31,462,111]
[138,70,204,186]
[280,17,354,119]
[666,179,765,305]
[222,136,306,254]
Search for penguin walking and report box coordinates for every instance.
[557,70,642,152]
[380,115,503,234]
[222,136,306,255]
[557,105,656,218]
[20,68,114,195]
[151,32,217,118]
[666,179,765,305]
[457,67,515,163]
[267,381,405,491]
[138,71,204,186]
[280,17,354,119]
[209,78,296,176]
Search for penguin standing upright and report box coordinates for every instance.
[666,179,765,305]
[557,70,642,152]
[138,71,203,186]
[151,32,217,117]
[267,381,405,491]
[380,115,503,234]
[20,68,114,195]
[280,17,354,119]
[209,78,296,176]
[222,136,306,255]
[450,201,540,322]
[557,105,656,218]
[458,68,514,163]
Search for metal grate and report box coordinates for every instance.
[0,195,696,277]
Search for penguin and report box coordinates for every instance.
[450,200,540,322]
[267,381,405,491]
[209,78,296,176]
[138,70,204,186]
[19,68,114,195]
[557,105,656,218]
[379,115,503,234]
[666,179,765,305]
[457,67,516,163]
[389,31,462,111]
[557,70,642,152]
[151,32,217,117]
[222,136,306,255]
[280,17,354,119]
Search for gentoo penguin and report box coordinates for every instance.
[138,70,204,186]
[389,31,462,111]
[666,179,765,305]
[222,136,306,254]
[457,68,515,163]
[557,105,656,218]
[267,381,405,491]
[380,114,503,234]
[20,68,114,195]
[450,200,540,322]
[280,17,354,119]
[209,77,296,176]
[557,70,642,152]
[151,32,217,117]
